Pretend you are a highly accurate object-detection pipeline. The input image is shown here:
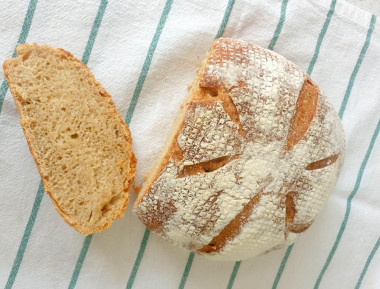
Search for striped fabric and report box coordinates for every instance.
[0,0,379,288]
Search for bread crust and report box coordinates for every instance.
[133,38,345,260]
[3,43,136,235]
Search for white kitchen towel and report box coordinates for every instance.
[0,0,379,288]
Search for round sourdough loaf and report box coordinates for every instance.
[133,38,345,261]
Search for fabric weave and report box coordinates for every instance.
[0,0,379,288]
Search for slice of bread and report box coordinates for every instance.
[133,38,345,261]
[3,43,136,235]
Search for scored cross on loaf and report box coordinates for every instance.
[133,38,345,261]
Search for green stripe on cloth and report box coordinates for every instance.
[0,0,38,113]
[226,261,241,289]
[355,236,380,289]
[273,14,377,289]
[227,0,290,285]
[68,235,93,289]
[215,0,235,39]
[268,0,288,51]
[307,0,336,75]
[124,0,174,287]
[124,0,174,125]
[339,15,376,119]
[314,119,380,289]
[271,244,294,289]
[81,0,109,66]
[178,252,195,289]
[126,228,151,289]
[3,1,108,289]
[5,183,44,289]
[82,0,108,67]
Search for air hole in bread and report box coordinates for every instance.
[101,204,110,215]
[22,49,32,61]
[88,211,93,222]
[202,87,219,98]
[29,121,36,130]
[101,195,121,215]
[209,88,218,97]
[109,195,120,205]
[178,155,239,178]
[70,133,79,139]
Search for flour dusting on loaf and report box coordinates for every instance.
[133,38,345,261]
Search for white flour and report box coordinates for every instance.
[134,38,345,261]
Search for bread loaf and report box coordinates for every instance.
[3,43,136,235]
[133,38,345,261]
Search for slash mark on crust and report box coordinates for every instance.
[197,194,261,254]
[287,222,313,233]
[201,87,246,137]
[285,77,319,151]
[305,154,339,170]
[285,191,313,236]
[178,155,239,178]
[285,191,297,225]
[220,92,246,137]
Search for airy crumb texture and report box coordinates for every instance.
[3,43,136,235]
[133,38,345,261]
